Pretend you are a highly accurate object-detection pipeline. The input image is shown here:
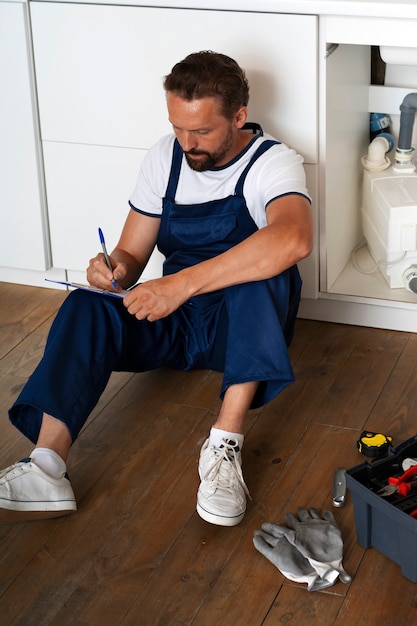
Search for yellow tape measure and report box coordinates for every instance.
[357,431,393,459]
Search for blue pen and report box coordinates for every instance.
[98,227,118,291]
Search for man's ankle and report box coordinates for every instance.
[209,427,244,449]
[30,448,67,479]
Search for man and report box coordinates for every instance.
[1,51,312,527]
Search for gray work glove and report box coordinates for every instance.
[283,508,352,585]
[253,525,335,591]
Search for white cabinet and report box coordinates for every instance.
[30,3,318,286]
[31,4,318,159]
[0,1,49,272]
[297,15,417,332]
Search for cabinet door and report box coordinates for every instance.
[0,2,48,271]
[31,4,318,163]
[42,142,147,270]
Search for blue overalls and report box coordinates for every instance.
[9,135,302,444]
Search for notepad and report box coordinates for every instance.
[45,279,128,298]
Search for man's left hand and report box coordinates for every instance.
[123,274,188,321]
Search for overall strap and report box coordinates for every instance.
[242,122,263,135]
[234,139,279,196]
[165,139,183,201]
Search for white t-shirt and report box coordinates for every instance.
[129,129,310,230]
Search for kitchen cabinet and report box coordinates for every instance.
[30,4,318,159]
[29,3,318,286]
[0,1,49,273]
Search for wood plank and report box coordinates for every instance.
[334,548,417,626]
[261,584,343,625]
[363,332,417,444]
[0,283,66,360]
[0,310,60,379]
[314,325,409,430]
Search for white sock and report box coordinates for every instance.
[30,447,67,479]
[209,427,244,450]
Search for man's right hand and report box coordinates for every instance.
[86,253,127,293]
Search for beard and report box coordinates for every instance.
[184,127,234,172]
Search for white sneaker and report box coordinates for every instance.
[197,438,250,526]
[0,458,77,522]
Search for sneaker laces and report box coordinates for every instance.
[0,458,31,481]
[203,440,251,499]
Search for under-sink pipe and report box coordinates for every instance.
[361,136,392,171]
[395,92,417,166]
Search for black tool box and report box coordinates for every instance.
[346,435,417,582]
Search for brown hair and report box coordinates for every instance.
[163,51,250,120]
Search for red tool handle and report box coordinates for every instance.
[388,465,417,486]
[398,481,417,496]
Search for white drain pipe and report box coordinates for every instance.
[361,136,392,171]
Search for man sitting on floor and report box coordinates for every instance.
[1,51,312,527]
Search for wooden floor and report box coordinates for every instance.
[1,282,417,625]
